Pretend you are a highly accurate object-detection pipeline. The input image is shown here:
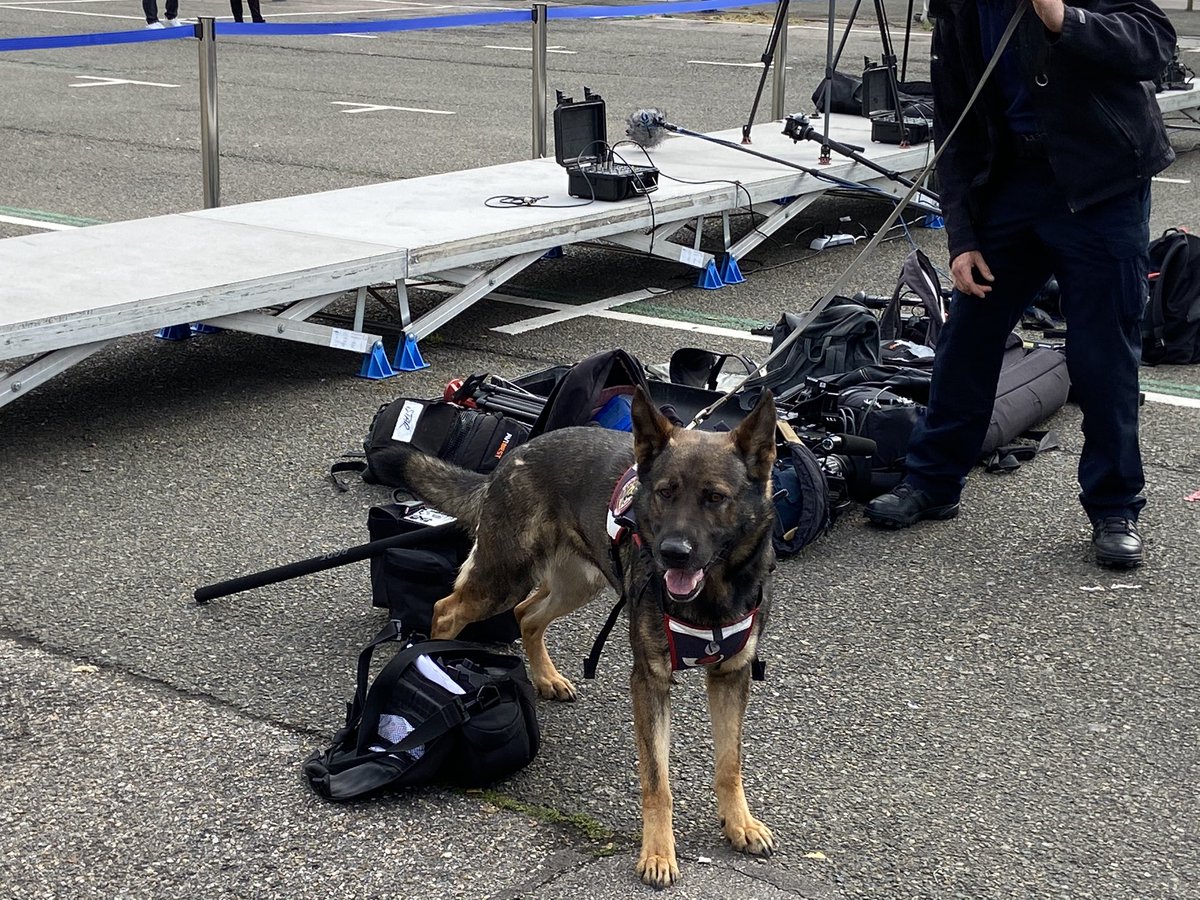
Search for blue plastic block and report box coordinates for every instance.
[393,334,430,372]
[190,323,221,335]
[696,261,724,290]
[358,342,397,380]
[542,245,564,259]
[155,324,193,342]
[718,254,745,285]
[922,214,945,229]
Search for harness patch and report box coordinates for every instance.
[607,464,639,544]
[664,608,757,670]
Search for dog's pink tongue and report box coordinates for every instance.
[665,568,703,597]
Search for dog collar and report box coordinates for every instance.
[664,607,758,671]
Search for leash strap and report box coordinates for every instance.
[688,0,1030,430]
[583,594,628,679]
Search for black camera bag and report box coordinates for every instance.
[332,398,530,488]
[368,502,520,644]
[304,620,540,801]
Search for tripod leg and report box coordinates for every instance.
[742,0,790,143]
[872,0,910,144]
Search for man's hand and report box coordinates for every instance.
[950,251,995,298]
[1031,0,1065,33]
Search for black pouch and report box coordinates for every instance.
[366,398,529,479]
[367,503,520,644]
[332,398,530,489]
[303,622,540,801]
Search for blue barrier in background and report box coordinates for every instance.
[0,0,777,52]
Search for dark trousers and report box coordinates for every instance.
[142,0,178,22]
[230,0,263,21]
[905,159,1149,522]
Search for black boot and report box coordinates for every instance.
[1092,517,1143,568]
[863,482,960,529]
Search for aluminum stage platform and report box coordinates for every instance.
[1,114,936,408]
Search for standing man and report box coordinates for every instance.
[863,0,1176,568]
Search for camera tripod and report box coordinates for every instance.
[814,0,919,160]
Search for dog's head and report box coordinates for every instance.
[630,387,777,602]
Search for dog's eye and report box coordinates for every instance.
[656,486,675,500]
[706,491,727,505]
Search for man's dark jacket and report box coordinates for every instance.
[929,0,1176,259]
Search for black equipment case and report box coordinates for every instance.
[554,88,659,202]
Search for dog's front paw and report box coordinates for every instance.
[532,671,578,702]
[723,816,775,857]
[636,849,679,889]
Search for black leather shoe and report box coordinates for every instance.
[1092,517,1143,568]
[863,482,960,529]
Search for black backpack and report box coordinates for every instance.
[1142,228,1200,365]
[303,621,539,801]
[528,348,651,437]
[771,423,833,557]
[332,398,531,488]
[744,302,882,402]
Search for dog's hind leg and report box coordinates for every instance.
[513,552,605,701]
[430,547,533,639]
[632,663,678,888]
[706,664,775,857]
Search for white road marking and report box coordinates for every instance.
[70,75,179,88]
[1152,176,1192,184]
[0,6,145,19]
[0,213,77,231]
[688,60,791,69]
[484,44,575,54]
[331,101,455,114]
[1143,391,1200,409]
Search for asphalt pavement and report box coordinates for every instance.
[1,3,1199,899]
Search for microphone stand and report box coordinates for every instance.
[783,114,939,204]
[741,0,790,145]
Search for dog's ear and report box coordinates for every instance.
[730,390,778,482]
[631,385,675,470]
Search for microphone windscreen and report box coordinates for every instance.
[831,433,878,457]
[625,108,667,147]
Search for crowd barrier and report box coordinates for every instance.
[0,0,796,207]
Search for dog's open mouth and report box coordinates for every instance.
[664,568,705,602]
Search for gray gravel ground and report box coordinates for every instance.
[2,3,1199,898]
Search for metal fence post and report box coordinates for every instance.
[197,17,220,208]
[770,2,788,121]
[531,3,548,159]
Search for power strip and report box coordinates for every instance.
[809,234,857,251]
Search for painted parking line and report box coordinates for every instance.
[0,6,145,19]
[484,44,576,54]
[70,75,179,88]
[688,60,791,69]
[331,101,455,114]
[0,206,102,229]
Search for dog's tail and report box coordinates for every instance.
[369,443,488,531]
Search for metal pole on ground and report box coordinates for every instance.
[197,17,220,208]
[770,1,788,121]
[531,2,548,159]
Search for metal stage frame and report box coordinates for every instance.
[3,83,1197,409]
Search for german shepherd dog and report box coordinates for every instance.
[373,386,778,887]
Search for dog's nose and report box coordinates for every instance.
[659,536,694,567]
